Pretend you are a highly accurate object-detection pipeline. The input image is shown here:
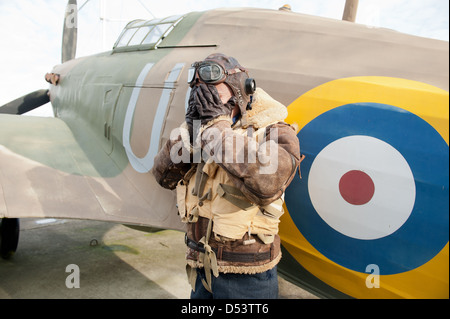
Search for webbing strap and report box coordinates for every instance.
[298,154,306,179]
[183,164,197,183]
[260,201,283,219]
[217,183,254,210]
[199,189,212,201]
[192,162,209,200]
[185,264,198,292]
[198,218,218,293]
[188,206,200,223]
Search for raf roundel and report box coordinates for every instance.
[284,77,449,277]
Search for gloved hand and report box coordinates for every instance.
[187,83,236,126]
[186,83,236,143]
[185,89,200,141]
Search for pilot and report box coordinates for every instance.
[152,53,301,299]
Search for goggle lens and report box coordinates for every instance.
[198,64,224,83]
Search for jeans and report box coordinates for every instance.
[190,266,279,299]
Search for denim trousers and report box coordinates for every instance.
[190,266,279,299]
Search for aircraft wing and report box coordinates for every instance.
[0,114,184,231]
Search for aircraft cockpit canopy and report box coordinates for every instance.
[113,14,184,52]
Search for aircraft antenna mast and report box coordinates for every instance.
[342,0,359,22]
[100,0,107,51]
[137,0,156,18]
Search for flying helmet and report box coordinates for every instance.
[189,53,256,115]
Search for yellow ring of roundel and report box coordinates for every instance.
[280,76,449,299]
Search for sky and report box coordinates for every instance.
[0,0,448,116]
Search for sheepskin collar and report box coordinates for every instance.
[241,88,288,129]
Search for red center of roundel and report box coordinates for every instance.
[339,170,375,205]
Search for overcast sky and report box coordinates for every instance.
[0,0,448,115]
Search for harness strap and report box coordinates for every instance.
[188,206,200,223]
[183,164,197,183]
[217,183,254,210]
[198,218,218,293]
[260,201,283,219]
[185,264,198,292]
[298,154,306,179]
[199,188,212,201]
[192,162,211,201]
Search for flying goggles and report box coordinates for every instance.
[188,61,256,97]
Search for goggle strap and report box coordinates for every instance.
[226,67,247,75]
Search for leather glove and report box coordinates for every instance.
[186,83,237,143]
[187,83,236,126]
[185,89,200,142]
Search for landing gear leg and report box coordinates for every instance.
[0,218,20,259]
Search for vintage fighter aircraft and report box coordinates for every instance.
[0,0,448,298]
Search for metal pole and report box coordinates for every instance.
[342,0,359,22]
